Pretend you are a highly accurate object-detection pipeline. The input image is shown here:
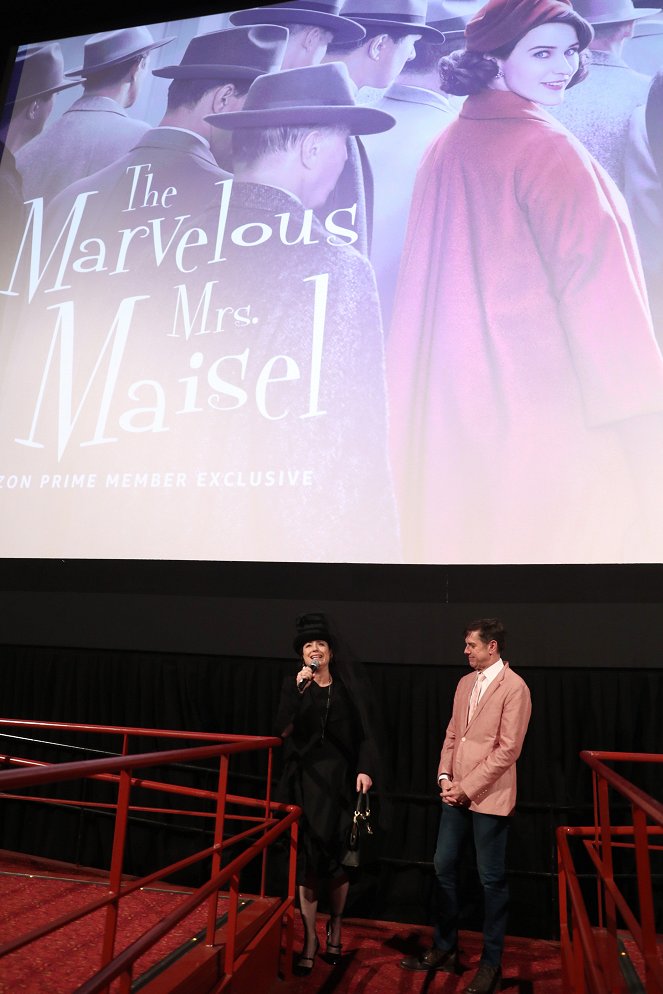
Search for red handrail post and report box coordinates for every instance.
[224,871,241,977]
[557,832,572,992]
[260,745,274,898]
[100,766,133,988]
[632,804,657,990]
[206,752,229,945]
[573,906,587,994]
[596,773,622,991]
[591,771,603,934]
[116,965,133,994]
[280,815,299,981]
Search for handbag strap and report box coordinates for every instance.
[353,790,373,833]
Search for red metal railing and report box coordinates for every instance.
[557,750,663,994]
[0,719,300,994]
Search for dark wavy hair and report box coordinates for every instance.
[464,618,507,654]
[439,10,592,97]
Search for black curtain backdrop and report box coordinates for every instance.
[1,642,661,940]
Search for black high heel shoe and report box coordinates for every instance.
[293,936,319,976]
[324,918,342,966]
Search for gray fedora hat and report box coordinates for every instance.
[153,25,289,80]
[206,61,395,134]
[571,0,661,24]
[66,26,175,78]
[424,0,485,38]
[229,1,366,43]
[337,0,445,40]
[8,43,79,105]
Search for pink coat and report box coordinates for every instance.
[438,664,531,816]
[388,89,663,565]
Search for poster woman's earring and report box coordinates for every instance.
[486,57,504,79]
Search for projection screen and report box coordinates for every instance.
[1,2,663,566]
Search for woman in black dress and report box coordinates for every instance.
[274,612,377,975]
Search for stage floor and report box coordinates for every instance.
[0,850,565,993]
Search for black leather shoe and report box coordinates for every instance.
[400,946,458,972]
[293,936,319,976]
[463,962,501,993]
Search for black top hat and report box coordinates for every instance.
[153,25,289,80]
[66,26,175,78]
[229,1,366,44]
[206,61,395,133]
[8,44,79,106]
[293,613,336,654]
[336,0,446,41]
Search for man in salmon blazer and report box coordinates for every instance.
[401,618,531,994]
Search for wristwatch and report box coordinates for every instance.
[437,773,451,784]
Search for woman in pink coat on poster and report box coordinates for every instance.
[387,0,663,566]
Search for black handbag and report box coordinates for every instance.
[341,790,374,868]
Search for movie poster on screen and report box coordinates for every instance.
[1,2,663,566]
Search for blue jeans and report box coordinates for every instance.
[433,803,510,967]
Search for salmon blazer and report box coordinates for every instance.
[438,664,531,816]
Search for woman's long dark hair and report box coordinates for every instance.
[439,10,592,97]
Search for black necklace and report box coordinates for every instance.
[319,678,333,743]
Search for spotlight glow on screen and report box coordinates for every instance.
[1,2,663,566]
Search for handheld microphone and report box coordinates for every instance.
[298,660,319,692]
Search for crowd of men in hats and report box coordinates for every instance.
[4,0,662,315]
[552,0,661,190]
[0,43,78,260]
[15,27,174,203]
[2,0,663,562]
[550,0,663,351]
[45,24,291,231]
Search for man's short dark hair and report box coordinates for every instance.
[232,122,346,165]
[464,618,506,654]
[326,27,417,56]
[288,22,333,40]
[166,76,251,112]
[592,21,632,44]
[83,53,147,91]
[401,39,457,75]
[1,91,46,130]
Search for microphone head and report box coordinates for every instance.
[309,660,319,673]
